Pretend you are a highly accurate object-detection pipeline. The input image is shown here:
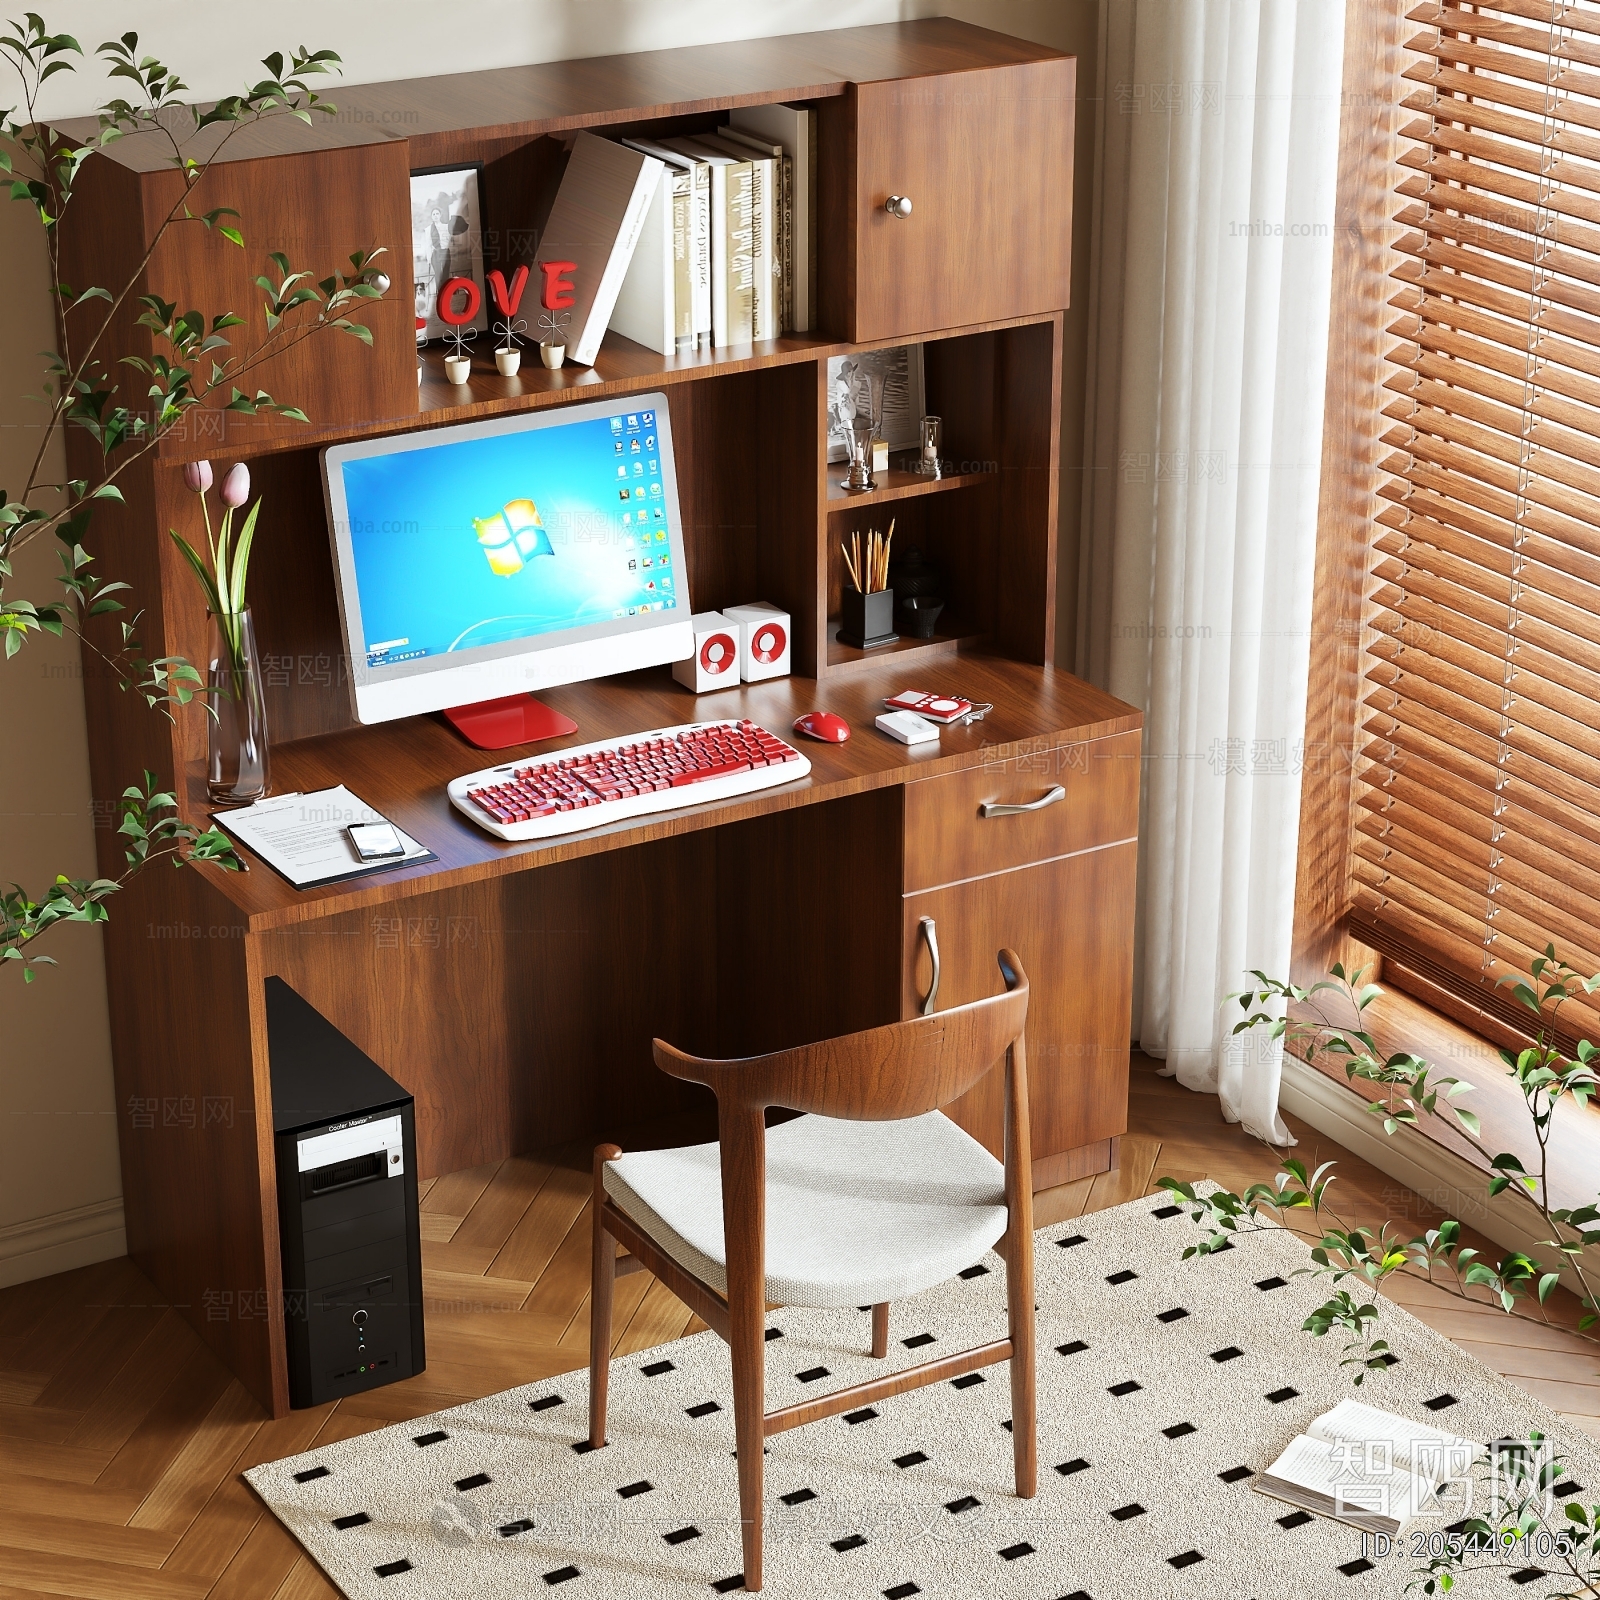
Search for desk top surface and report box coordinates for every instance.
[189,652,1140,932]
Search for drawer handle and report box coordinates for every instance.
[885,194,913,220]
[979,784,1066,819]
[918,916,940,1016]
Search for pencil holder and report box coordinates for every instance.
[839,586,896,650]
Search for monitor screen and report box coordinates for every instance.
[323,393,693,725]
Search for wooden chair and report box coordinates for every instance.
[588,950,1035,1592]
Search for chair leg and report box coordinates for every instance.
[870,1301,889,1359]
[1006,1216,1037,1497]
[589,1145,622,1450]
[729,1295,766,1589]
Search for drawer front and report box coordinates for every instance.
[903,728,1140,893]
[850,60,1075,342]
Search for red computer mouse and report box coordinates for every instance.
[793,710,851,743]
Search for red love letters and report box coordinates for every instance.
[436,276,481,325]
[539,260,577,311]
[487,265,529,318]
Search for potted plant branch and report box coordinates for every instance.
[0,17,388,979]
[1157,947,1600,1595]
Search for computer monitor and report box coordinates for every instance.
[322,392,692,748]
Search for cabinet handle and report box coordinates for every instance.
[979,784,1066,819]
[918,916,940,1016]
[885,194,913,220]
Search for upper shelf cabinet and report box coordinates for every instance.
[820,59,1076,344]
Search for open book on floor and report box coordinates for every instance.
[1255,1398,1486,1536]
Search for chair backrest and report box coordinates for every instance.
[652,950,1029,1121]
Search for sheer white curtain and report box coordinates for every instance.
[1077,0,1343,1143]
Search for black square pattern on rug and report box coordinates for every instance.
[845,1408,879,1425]
[332,1512,370,1530]
[884,1584,921,1599]
[832,1533,868,1552]
[1510,1569,1546,1585]
[1424,1393,1458,1410]
[1056,1233,1088,1248]
[1057,1458,1091,1476]
[1108,1379,1141,1396]
[1109,1502,1145,1521]
[796,1366,830,1383]
[1157,1306,1189,1322]
[529,1394,564,1412]
[1169,1550,1204,1569]
[617,1480,652,1498]
[1266,1386,1299,1403]
[293,1465,329,1482]
[686,1401,721,1418]
[1105,1269,1138,1285]
[1219,1465,1253,1483]
[374,1558,413,1577]
[1210,1346,1244,1362]
[712,1578,745,1595]
[569,1440,598,1455]
[903,1333,936,1349]
[663,1525,700,1545]
[780,1487,818,1506]
[1061,1593,1091,1600]
[764,1326,784,1341]
[1151,1203,1183,1218]
[453,1472,491,1492]
[1277,1511,1313,1529]
[1163,1422,1197,1439]
[640,1359,675,1376]
[959,1263,990,1279]
[945,1495,981,1514]
[1553,1479,1585,1497]
[951,1372,986,1390]
[999,1541,1035,1560]
[1375,1352,1399,1367]
[543,1566,581,1585]
[1057,1339,1089,1356]
[1338,1558,1374,1577]
[895,1451,929,1469]
[1255,1275,1288,1290]
[498,1518,535,1536]
[412,1430,447,1447]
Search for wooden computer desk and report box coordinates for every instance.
[57,18,1140,1415]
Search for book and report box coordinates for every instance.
[663,136,753,346]
[707,128,780,340]
[730,102,814,332]
[610,154,691,355]
[1255,1399,1485,1537]
[622,139,710,349]
[536,131,663,366]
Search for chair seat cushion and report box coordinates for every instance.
[602,1111,1008,1309]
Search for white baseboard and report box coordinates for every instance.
[1278,1056,1582,1293]
[0,1197,126,1289]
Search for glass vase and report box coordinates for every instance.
[206,606,271,804]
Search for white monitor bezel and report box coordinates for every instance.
[322,390,692,725]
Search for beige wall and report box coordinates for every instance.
[0,1,1098,1283]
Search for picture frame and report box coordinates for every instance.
[411,163,488,342]
[826,344,926,463]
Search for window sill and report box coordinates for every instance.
[1287,984,1599,1216]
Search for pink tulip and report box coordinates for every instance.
[220,463,251,509]
[183,459,213,494]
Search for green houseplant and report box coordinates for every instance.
[1158,949,1600,1595]
[0,16,388,978]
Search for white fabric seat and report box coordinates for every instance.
[602,1110,1008,1309]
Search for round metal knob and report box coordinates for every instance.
[352,1308,368,1325]
[885,194,913,220]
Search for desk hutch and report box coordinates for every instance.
[58,18,1141,1417]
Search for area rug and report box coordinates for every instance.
[246,1190,1600,1598]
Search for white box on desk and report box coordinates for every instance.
[723,601,791,681]
[671,611,742,693]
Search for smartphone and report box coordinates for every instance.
[347,821,406,860]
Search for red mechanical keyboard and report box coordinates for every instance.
[446,718,813,841]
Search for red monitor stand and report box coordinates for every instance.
[441,693,579,751]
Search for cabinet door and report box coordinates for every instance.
[848,60,1075,342]
[902,843,1134,1172]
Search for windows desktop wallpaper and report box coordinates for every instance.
[338,408,679,668]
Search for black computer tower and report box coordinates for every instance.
[267,977,426,1407]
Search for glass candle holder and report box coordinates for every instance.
[844,420,876,491]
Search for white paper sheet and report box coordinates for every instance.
[214,786,432,889]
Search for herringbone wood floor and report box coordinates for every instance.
[2,1055,1597,1598]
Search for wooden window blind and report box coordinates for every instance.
[1353,0,1600,1046]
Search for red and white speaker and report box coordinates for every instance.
[724,602,791,682]
[672,611,742,693]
